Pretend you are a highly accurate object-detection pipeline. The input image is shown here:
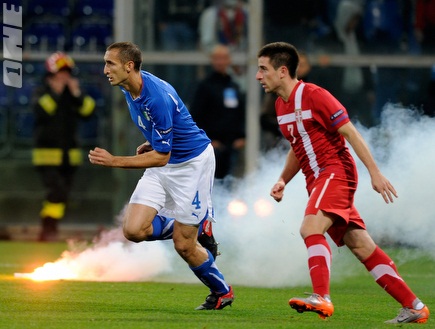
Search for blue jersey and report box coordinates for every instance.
[121,71,210,164]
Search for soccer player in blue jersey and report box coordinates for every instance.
[88,42,234,310]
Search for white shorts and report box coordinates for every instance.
[130,144,215,225]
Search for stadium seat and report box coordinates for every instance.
[78,81,107,145]
[79,114,99,144]
[73,0,114,17]
[13,79,36,107]
[26,0,71,17]
[23,17,68,51]
[0,83,10,108]
[12,108,35,144]
[0,84,11,155]
[71,19,113,53]
[83,82,106,108]
[0,107,8,145]
[10,78,39,145]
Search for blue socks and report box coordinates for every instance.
[151,216,226,293]
[150,215,209,240]
[190,249,229,294]
[149,215,174,240]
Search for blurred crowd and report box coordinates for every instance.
[2,0,435,170]
[1,0,435,237]
[153,0,435,55]
[154,0,435,136]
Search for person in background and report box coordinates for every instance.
[190,44,246,179]
[256,42,429,324]
[198,0,248,53]
[362,0,405,123]
[423,64,435,117]
[414,0,435,116]
[414,0,435,54]
[89,42,234,310]
[334,0,375,127]
[154,0,206,100]
[32,52,96,241]
[155,0,205,51]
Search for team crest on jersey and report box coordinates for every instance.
[143,111,150,121]
[295,108,303,123]
[142,105,151,121]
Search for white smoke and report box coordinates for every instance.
[48,105,435,286]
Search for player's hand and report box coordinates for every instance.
[136,141,153,154]
[88,147,114,167]
[270,180,286,202]
[371,173,398,204]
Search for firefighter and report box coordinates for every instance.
[32,52,96,241]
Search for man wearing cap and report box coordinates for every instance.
[32,52,96,241]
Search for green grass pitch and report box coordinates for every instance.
[0,241,434,329]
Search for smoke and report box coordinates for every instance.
[55,230,174,281]
[48,105,435,286]
[200,105,435,286]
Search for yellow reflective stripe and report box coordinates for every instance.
[79,95,96,117]
[40,201,65,220]
[68,148,83,165]
[32,148,63,166]
[32,148,83,166]
[38,94,57,115]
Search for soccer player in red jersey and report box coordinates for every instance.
[256,42,429,324]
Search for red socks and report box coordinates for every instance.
[362,246,416,308]
[304,236,417,308]
[304,234,332,298]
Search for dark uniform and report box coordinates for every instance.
[190,69,245,179]
[32,52,95,241]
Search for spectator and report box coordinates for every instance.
[414,0,435,54]
[154,0,207,101]
[423,65,435,117]
[362,0,407,122]
[334,0,375,126]
[32,52,96,241]
[190,44,246,179]
[155,0,205,51]
[263,0,331,52]
[198,0,248,52]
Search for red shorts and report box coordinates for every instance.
[305,173,366,246]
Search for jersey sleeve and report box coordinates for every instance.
[310,88,350,132]
[148,93,174,153]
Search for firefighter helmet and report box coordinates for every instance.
[45,52,75,74]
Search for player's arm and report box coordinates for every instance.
[338,121,397,203]
[88,147,170,169]
[271,148,300,202]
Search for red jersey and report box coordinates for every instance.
[276,81,357,191]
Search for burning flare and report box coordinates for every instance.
[14,229,173,282]
[15,259,78,281]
